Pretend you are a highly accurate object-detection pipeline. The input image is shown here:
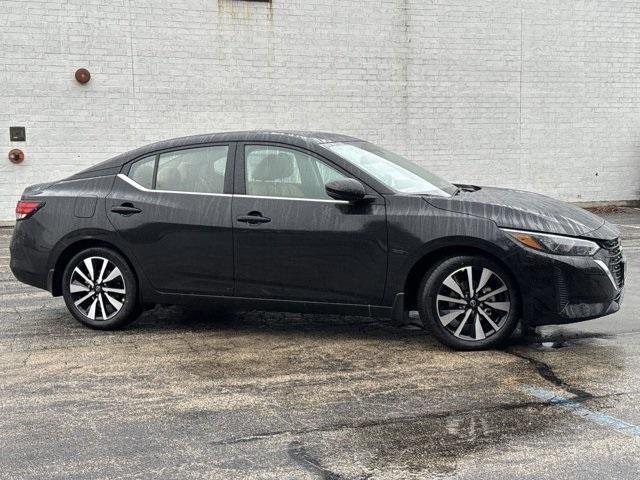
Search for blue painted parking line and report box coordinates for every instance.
[524,385,640,437]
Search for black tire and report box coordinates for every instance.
[418,255,520,350]
[62,247,140,330]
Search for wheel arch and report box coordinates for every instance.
[403,240,522,311]
[51,238,139,297]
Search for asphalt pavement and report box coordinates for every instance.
[1,209,639,479]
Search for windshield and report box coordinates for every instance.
[324,142,457,197]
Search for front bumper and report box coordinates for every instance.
[512,238,625,326]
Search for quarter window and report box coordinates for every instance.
[155,146,229,194]
[244,145,348,200]
[316,160,346,185]
[128,156,155,189]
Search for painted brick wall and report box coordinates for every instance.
[1,0,639,220]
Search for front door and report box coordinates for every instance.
[107,144,235,296]
[232,143,388,305]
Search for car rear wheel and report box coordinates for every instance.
[418,255,520,350]
[62,247,140,330]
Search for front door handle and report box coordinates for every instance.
[111,203,142,216]
[236,211,271,225]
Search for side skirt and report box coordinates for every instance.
[143,291,394,318]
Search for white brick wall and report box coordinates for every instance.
[1,0,639,220]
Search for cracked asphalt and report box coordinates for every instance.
[1,209,640,479]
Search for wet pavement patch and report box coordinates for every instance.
[507,349,594,399]
[523,386,640,438]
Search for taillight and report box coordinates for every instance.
[15,200,44,220]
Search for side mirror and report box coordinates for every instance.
[325,178,367,203]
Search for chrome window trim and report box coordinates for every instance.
[117,174,232,197]
[239,194,350,205]
[118,174,350,204]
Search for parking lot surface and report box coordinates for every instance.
[1,209,640,479]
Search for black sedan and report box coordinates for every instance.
[10,131,625,349]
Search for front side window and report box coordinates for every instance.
[244,145,348,200]
[324,142,457,196]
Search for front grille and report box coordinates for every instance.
[601,237,624,288]
[600,237,621,252]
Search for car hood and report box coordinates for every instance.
[425,186,619,240]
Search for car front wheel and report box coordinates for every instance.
[418,255,520,350]
[62,247,140,330]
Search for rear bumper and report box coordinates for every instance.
[9,223,50,292]
[10,264,48,291]
[513,242,625,326]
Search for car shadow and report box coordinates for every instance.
[127,305,619,354]
[128,304,440,345]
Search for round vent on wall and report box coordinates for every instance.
[9,149,24,164]
[75,68,91,84]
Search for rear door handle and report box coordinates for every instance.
[111,203,142,216]
[236,211,271,224]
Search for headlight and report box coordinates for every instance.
[501,228,600,256]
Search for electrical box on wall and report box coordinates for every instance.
[10,127,26,142]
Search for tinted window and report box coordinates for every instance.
[244,145,347,200]
[156,146,228,194]
[128,156,155,189]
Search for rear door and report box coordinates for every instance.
[107,143,235,296]
[232,143,388,305]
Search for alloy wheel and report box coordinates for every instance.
[69,256,126,321]
[436,266,511,341]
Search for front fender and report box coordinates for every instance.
[382,195,517,305]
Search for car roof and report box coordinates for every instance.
[80,130,363,174]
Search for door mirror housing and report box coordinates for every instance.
[325,178,368,203]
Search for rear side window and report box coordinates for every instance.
[156,146,228,194]
[128,156,155,189]
[127,146,229,194]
